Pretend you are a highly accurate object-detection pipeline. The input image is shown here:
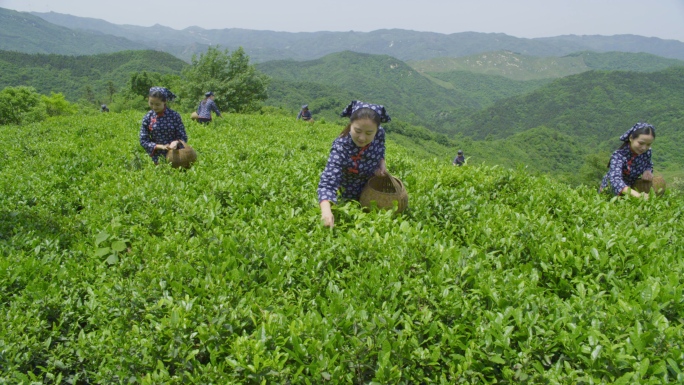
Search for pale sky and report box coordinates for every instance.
[2,0,684,42]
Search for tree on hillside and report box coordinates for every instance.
[129,71,163,101]
[180,46,269,113]
[106,81,116,103]
[0,86,45,125]
[83,85,95,104]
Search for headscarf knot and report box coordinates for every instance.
[340,100,391,123]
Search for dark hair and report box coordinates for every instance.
[338,107,382,138]
[149,89,169,102]
[619,125,656,149]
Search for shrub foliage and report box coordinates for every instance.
[1,112,683,383]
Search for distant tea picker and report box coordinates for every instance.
[139,86,189,165]
[599,122,664,198]
[297,104,313,122]
[192,91,222,124]
[318,100,391,228]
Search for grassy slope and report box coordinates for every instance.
[1,112,683,383]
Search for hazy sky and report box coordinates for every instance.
[2,0,684,42]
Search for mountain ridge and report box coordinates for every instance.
[0,8,148,55]
[19,9,684,62]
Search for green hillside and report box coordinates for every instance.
[455,67,684,140]
[0,50,186,102]
[257,51,480,126]
[0,7,147,55]
[409,51,684,81]
[1,111,683,383]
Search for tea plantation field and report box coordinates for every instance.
[1,112,684,384]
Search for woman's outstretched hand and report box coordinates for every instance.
[320,200,334,228]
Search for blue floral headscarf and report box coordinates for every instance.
[340,100,391,123]
[620,122,655,142]
[149,86,177,102]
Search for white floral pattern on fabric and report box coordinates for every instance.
[600,146,653,195]
[197,99,221,119]
[139,107,188,163]
[317,127,386,203]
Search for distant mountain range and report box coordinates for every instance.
[0,8,146,55]
[409,51,684,81]
[1,7,683,62]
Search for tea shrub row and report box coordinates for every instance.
[1,112,683,384]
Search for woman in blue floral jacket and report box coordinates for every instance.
[600,122,655,198]
[318,101,390,227]
[139,87,188,164]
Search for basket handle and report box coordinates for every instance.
[173,140,188,150]
[387,173,401,192]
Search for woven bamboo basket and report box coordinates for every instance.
[190,112,199,120]
[166,140,197,169]
[360,174,408,213]
[633,175,666,196]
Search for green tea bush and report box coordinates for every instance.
[1,111,683,383]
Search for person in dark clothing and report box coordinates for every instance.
[139,87,188,164]
[453,150,465,166]
[101,104,110,112]
[196,91,222,124]
[297,104,313,121]
[318,100,390,228]
[599,122,655,199]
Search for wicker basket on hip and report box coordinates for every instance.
[360,174,408,213]
[190,112,199,120]
[166,140,197,169]
[633,175,666,196]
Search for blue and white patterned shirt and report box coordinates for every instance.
[139,107,188,163]
[318,127,386,203]
[197,99,221,119]
[297,109,312,120]
[600,146,653,195]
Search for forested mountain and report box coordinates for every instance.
[453,67,684,175]
[409,51,684,81]
[25,9,684,62]
[257,51,478,124]
[0,8,147,55]
[256,51,556,131]
[0,50,185,101]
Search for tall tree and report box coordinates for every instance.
[129,71,162,101]
[106,81,116,103]
[181,46,269,113]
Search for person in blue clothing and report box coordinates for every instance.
[453,150,465,166]
[139,87,188,164]
[196,91,222,124]
[297,104,313,121]
[318,100,390,227]
[599,122,655,199]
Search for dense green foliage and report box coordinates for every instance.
[0,8,146,55]
[25,9,684,62]
[180,47,269,113]
[1,112,684,383]
[409,51,684,81]
[257,51,480,128]
[0,86,78,125]
[0,50,186,103]
[454,66,684,150]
